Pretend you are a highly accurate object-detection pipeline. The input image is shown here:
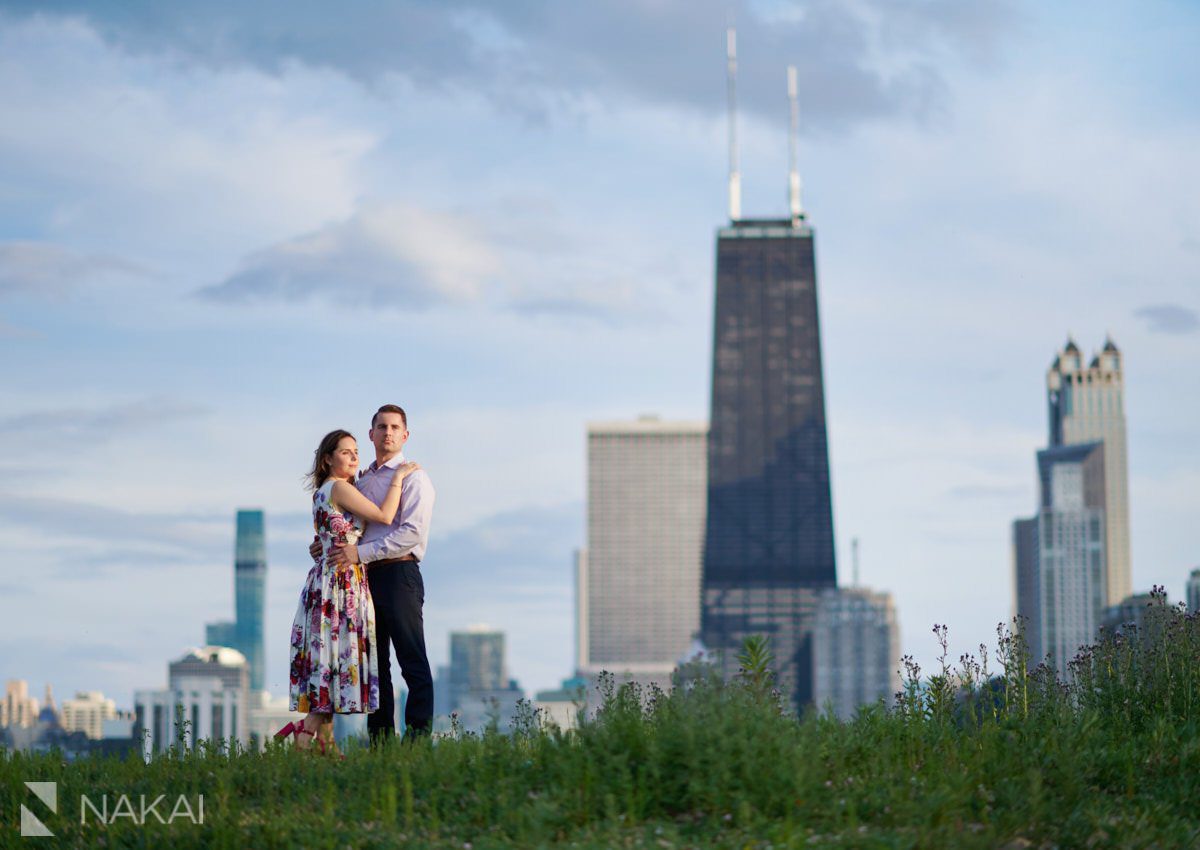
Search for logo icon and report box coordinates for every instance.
[21,782,56,837]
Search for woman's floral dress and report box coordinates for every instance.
[288,479,380,714]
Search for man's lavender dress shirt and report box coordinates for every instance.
[355,452,435,563]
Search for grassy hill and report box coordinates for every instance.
[4,591,1199,848]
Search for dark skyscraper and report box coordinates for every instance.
[702,216,838,709]
[206,509,267,692]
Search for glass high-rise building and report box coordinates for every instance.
[702,216,838,710]
[206,509,267,692]
[234,510,266,691]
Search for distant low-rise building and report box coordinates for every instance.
[102,716,135,740]
[134,646,250,760]
[812,587,901,720]
[534,677,588,731]
[1186,569,1200,614]
[3,686,95,757]
[246,690,303,750]
[1102,592,1163,638]
[1,682,133,758]
[434,627,524,734]
[61,691,118,740]
[1,680,39,729]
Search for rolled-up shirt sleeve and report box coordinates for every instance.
[357,471,435,564]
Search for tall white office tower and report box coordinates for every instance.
[1033,444,1107,669]
[1047,338,1130,606]
[579,417,707,687]
[812,588,900,719]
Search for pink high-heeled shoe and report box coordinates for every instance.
[274,721,318,749]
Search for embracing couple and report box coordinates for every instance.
[278,404,436,754]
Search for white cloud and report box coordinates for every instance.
[0,15,377,275]
[198,203,497,307]
[198,195,683,322]
[0,241,146,297]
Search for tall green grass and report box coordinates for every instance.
[4,589,1199,848]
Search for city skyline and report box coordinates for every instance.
[2,1,1198,710]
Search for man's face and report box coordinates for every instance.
[369,412,408,458]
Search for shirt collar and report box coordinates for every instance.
[365,452,406,475]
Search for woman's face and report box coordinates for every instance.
[326,436,359,481]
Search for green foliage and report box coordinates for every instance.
[5,594,1200,847]
[734,634,779,709]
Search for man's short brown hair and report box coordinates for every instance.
[371,404,408,429]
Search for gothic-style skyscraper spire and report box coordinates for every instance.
[1046,337,1130,606]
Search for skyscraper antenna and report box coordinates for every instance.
[851,536,860,587]
[727,25,741,221]
[787,65,804,222]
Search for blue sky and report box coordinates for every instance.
[2,0,1197,708]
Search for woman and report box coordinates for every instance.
[276,429,418,754]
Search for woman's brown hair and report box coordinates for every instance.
[307,429,355,492]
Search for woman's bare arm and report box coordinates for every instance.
[330,463,419,525]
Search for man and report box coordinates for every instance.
[318,404,436,740]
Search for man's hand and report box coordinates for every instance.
[308,536,321,562]
[329,542,359,568]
